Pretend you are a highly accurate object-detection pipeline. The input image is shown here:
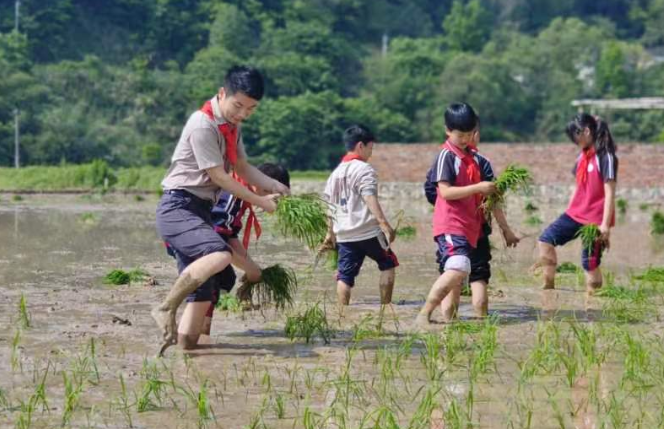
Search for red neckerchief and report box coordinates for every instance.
[200,100,238,166]
[201,98,261,247]
[341,153,364,163]
[576,146,596,184]
[443,140,482,206]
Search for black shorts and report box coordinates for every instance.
[336,236,398,287]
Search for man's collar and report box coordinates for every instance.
[210,96,229,125]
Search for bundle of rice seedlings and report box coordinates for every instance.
[575,224,600,257]
[275,194,329,251]
[284,303,332,344]
[103,268,149,285]
[556,262,578,274]
[249,264,298,310]
[482,165,532,220]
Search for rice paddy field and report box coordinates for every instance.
[1,186,663,429]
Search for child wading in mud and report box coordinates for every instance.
[536,113,618,295]
[153,66,289,355]
[166,163,290,349]
[417,103,499,327]
[424,114,519,320]
[322,125,398,307]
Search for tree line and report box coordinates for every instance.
[1,0,663,170]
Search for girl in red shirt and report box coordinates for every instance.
[537,113,618,295]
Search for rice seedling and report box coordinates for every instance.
[274,193,329,251]
[18,293,30,329]
[470,316,499,376]
[395,225,417,239]
[61,371,83,426]
[407,386,442,429]
[273,393,286,419]
[569,322,607,370]
[78,212,98,224]
[15,396,35,429]
[519,321,563,382]
[114,374,133,428]
[248,264,298,310]
[11,328,22,372]
[135,359,167,412]
[285,303,332,344]
[12,194,23,202]
[620,332,651,389]
[0,387,9,411]
[525,215,543,226]
[638,202,650,211]
[352,313,386,342]
[482,165,532,220]
[32,362,51,413]
[362,405,401,429]
[134,194,145,202]
[602,298,648,324]
[595,285,645,300]
[524,201,539,213]
[575,224,601,256]
[556,261,578,273]
[302,406,323,429]
[443,397,472,429]
[216,293,241,312]
[617,198,628,215]
[177,380,216,428]
[651,211,664,235]
[419,333,443,382]
[103,268,148,285]
[632,267,664,283]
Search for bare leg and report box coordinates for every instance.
[417,270,466,325]
[177,301,211,350]
[151,251,232,356]
[337,280,352,306]
[470,280,488,317]
[439,286,461,323]
[379,268,395,305]
[537,242,557,289]
[585,268,602,296]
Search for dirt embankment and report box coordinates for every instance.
[371,143,664,188]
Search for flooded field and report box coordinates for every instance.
[1,188,663,428]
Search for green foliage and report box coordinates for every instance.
[617,198,628,215]
[284,303,332,344]
[596,41,631,97]
[249,265,298,310]
[632,267,664,283]
[595,285,644,300]
[442,0,492,52]
[275,194,329,251]
[216,294,241,312]
[651,211,664,235]
[524,201,539,213]
[18,294,30,329]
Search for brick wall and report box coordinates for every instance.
[370,143,664,188]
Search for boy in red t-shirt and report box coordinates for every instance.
[537,113,618,295]
[416,103,497,326]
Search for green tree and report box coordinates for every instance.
[595,42,631,98]
[442,0,492,52]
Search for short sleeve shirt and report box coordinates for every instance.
[161,96,247,202]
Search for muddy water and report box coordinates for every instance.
[1,191,663,428]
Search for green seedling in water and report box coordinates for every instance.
[285,303,332,344]
[248,264,298,310]
[32,362,51,413]
[419,333,443,382]
[134,194,145,202]
[651,211,664,235]
[482,165,532,220]
[79,212,98,224]
[395,225,417,239]
[11,329,21,372]
[632,266,664,283]
[12,194,23,202]
[351,313,386,342]
[114,374,133,428]
[638,202,650,211]
[575,224,600,256]
[62,371,83,426]
[524,201,539,213]
[136,359,167,412]
[103,268,148,285]
[274,194,329,250]
[273,393,286,419]
[216,293,241,312]
[19,293,30,328]
[595,285,645,300]
[616,198,627,215]
[525,215,543,226]
[556,261,578,273]
[15,396,35,429]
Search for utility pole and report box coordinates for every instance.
[15,0,20,32]
[381,32,389,57]
[14,109,20,168]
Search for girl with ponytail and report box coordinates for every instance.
[536,113,618,294]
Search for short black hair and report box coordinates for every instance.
[224,66,265,101]
[257,163,290,188]
[444,102,479,132]
[343,124,375,151]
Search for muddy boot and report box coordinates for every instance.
[151,273,204,356]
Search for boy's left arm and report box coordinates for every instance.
[234,157,290,196]
[491,206,520,248]
[600,181,616,247]
[363,195,395,243]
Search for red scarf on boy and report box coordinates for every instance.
[341,153,364,163]
[576,146,596,185]
[442,140,482,206]
[200,99,260,248]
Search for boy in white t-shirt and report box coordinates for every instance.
[322,125,398,306]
